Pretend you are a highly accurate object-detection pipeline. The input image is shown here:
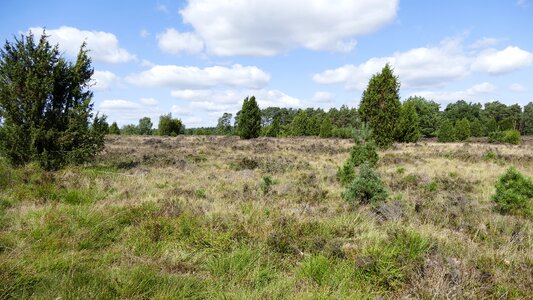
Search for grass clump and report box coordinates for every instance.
[260,175,274,195]
[342,163,388,205]
[492,167,533,217]
[299,254,332,285]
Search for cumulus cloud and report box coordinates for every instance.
[468,37,499,49]
[91,70,119,91]
[98,99,162,125]
[509,83,527,92]
[180,0,398,56]
[311,92,335,103]
[157,28,204,54]
[314,38,469,90]
[126,64,270,89]
[29,26,136,64]
[411,82,496,104]
[471,46,533,74]
[314,37,533,90]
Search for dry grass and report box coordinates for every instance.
[0,135,531,299]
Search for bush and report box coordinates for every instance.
[348,141,379,167]
[331,127,353,139]
[260,176,274,195]
[337,159,356,186]
[437,119,456,142]
[109,122,121,135]
[319,116,333,138]
[488,130,521,145]
[455,118,471,141]
[0,31,105,170]
[158,114,182,136]
[492,167,533,216]
[342,163,388,205]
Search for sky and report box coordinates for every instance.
[1,0,532,127]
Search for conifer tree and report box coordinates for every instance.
[395,101,421,143]
[437,119,456,142]
[237,96,261,139]
[109,122,121,135]
[359,64,401,148]
[319,116,333,138]
[455,117,471,141]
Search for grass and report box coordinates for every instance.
[0,135,532,298]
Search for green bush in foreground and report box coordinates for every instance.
[488,130,521,145]
[349,141,379,167]
[492,167,533,217]
[343,163,388,205]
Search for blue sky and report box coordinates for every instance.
[1,0,532,127]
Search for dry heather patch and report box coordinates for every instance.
[0,136,531,298]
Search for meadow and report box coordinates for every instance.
[0,135,532,299]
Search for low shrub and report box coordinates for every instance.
[488,130,521,145]
[342,163,388,205]
[492,167,533,216]
[337,159,356,186]
[260,175,274,195]
[349,141,379,167]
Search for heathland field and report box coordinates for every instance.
[1,136,532,299]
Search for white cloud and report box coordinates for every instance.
[412,82,496,104]
[91,70,119,91]
[180,0,398,56]
[140,98,158,106]
[139,29,150,38]
[314,37,533,91]
[468,37,499,49]
[98,99,162,125]
[29,26,136,64]
[313,38,469,90]
[472,46,533,74]
[311,91,335,103]
[126,64,270,89]
[156,3,169,13]
[509,83,527,92]
[157,28,204,54]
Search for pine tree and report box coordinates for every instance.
[455,118,471,141]
[522,102,533,135]
[319,116,333,138]
[237,96,261,139]
[0,31,104,169]
[109,122,121,135]
[395,101,421,143]
[437,119,456,142]
[359,63,401,148]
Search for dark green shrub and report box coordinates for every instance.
[492,167,532,216]
[0,32,105,170]
[394,101,421,143]
[437,119,456,142]
[260,175,274,195]
[455,118,471,141]
[342,163,388,205]
[319,116,333,138]
[348,141,379,167]
[488,130,521,145]
[237,96,261,139]
[337,159,356,186]
[109,122,121,135]
[331,127,353,139]
[158,114,182,136]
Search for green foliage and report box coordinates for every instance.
[308,114,322,136]
[484,117,498,135]
[138,117,153,135]
[260,175,274,195]
[109,122,120,135]
[331,127,353,139]
[488,130,521,145]
[121,124,139,135]
[290,111,310,136]
[299,255,332,285]
[319,116,333,138]
[216,112,233,135]
[348,140,379,167]
[0,31,104,170]
[237,96,261,139]
[492,167,533,217]
[403,96,440,138]
[395,101,421,143]
[522,102,533,135]
[470,118,483,137]
[499,117,515,131]
[266,117,281,137]
[437,119,456,142]
[337,159,356,186]
[359,64,401,148]
[342,163,388,205]
[443,100,481,123]
[455,118,471,141]
[158,114,182,136]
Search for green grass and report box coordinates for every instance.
[0,136,532,298]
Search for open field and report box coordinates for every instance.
[1,136,532,299]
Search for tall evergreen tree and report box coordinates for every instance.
[403,96,440,137]
[290,111,310,136]
[0,31,105,169]
[359,63,401,148]
[237,96,261,139]
[470,118,483,137]
[455,117,471,141]
[266,117,280,137]
[395,101,421,143]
